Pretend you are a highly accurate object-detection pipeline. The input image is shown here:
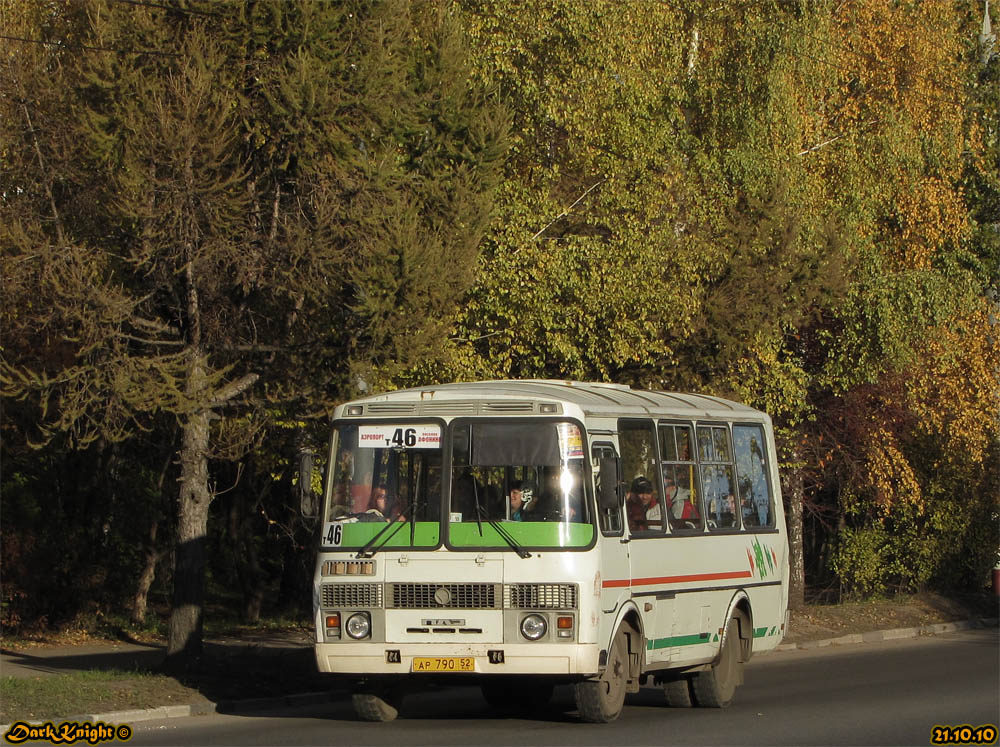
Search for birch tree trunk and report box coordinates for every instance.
[782,452,806,611]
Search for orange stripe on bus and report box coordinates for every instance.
[602,570,753,589]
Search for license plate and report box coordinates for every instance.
[412,656,475,672]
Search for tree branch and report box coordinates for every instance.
[210,373,259,407]
[527,179,606,243]
[21,103,65,245]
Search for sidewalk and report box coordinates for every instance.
[2,617,996,729]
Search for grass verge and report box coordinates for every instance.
[0,670,205,724]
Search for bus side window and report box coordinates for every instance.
[733,424,774,529]
[659,423,702,531]
[618,421,665,534]
[698,424,738,531]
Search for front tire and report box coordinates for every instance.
[575,628,628,722]
[690,616,744,708]
[353,683,405,722]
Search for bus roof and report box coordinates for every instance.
[340,380,768,421]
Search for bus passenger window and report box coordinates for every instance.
[659,423,702,531]
[733,424,774,529]
[619,421,665,535]
[662,464,701,530]
[698,425,737,530]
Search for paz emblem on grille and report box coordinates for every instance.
[433,586,452,606]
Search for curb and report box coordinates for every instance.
[0,691,339,734]
[3,618,996,731]
[769,616,997,653]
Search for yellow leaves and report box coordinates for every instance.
[865,427,923,513]
[902,305,1000,466]
[892,177,971,270]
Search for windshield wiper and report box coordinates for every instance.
[473,505,531,559]
[354,493,431,559]
[355,518,405,559]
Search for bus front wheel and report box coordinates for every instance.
[575,628,628,723]
[690,616,744,708]
[353,682,405,722]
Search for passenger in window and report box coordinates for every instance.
[371,484,403,521]
[704,467,736,528]
[666,472,699,524]
[508,480,526,521]
[626,476,658,531]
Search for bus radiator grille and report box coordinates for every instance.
[386,583,501,609]
[320,583,383,609]
[504,583,578,610]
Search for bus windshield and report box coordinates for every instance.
[448,420,594,550]
[322,423,442,550]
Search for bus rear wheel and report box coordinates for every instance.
[662,676,694,707]
[353,682,405,722]
[690,616,744,708]
[575,628,628,723]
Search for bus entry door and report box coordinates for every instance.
[593,443,629,617]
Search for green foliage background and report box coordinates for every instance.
[1,0,997,631]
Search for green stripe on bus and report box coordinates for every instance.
[333,521,440,547]
[753,626,769,638]
[646,633,711,650]
[449,521,594,547]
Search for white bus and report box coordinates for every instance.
[308,380,789,722]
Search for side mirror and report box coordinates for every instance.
[298,448,319,518]
[598,457,619,510]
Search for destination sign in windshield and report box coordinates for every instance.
[358,424,441,449]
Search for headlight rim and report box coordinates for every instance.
[345,611,371,640]
[520,613,547,641]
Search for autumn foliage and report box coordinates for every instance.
[1,0,996,634]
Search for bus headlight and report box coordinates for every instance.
[345,612,371,640]
[520,613,547,641]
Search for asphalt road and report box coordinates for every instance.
[132,629,998,746]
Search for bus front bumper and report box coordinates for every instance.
[315,642,599,677]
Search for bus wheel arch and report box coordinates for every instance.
[732,597,754,662]
[721,591,754,664]
[620,608,645,686]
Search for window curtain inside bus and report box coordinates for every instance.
[470,423,561,466]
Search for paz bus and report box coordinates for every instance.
[308,380,789,722]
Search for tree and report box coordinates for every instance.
[1,0,505,662]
